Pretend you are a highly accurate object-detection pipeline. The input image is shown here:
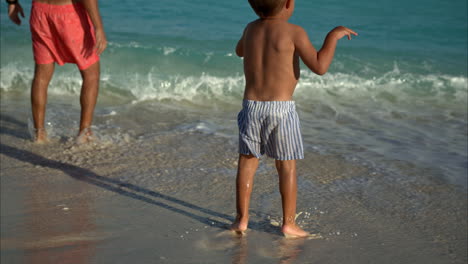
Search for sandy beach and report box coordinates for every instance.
[1,96,467,264]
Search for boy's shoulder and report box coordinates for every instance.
[244,20,306,34]
[287,22,308,36]
[284,23,310,43]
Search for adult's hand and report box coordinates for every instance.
[94,27,107,55]
[8,3,25,25]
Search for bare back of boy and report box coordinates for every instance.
[238,15,357,102]
[238,19,300,101]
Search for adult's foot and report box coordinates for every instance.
[76,127,94,144]
[230,216,248,235]
[281,224,310,238]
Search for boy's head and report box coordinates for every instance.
[248,0,290,18]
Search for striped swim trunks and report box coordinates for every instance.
[238,100,304,160]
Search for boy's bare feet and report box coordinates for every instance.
[281,224,310,238]
[34,128,48,144]
[230,216,248,235]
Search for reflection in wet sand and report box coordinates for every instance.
[231,236,247,264]
[276,237,306,264]
[24,178,96,263]
[230,234,307,264]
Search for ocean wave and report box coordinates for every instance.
[296,65,467,105]
[107,42,179,56]
[1,63,466,110]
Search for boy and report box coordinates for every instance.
[231,0,357,238]
[6,0,107,143]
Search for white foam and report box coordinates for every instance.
[108,41,144,49]
[1,62,466,110]
[163,47,176,55]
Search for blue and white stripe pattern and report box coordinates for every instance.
[238,100,304,160]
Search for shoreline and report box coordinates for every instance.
[1,102,467,263]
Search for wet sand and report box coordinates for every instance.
[1,100,467,264]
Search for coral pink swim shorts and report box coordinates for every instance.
[30,1,99,70]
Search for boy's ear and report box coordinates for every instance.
[285,0,292,9]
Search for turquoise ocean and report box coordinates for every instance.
[1,0,467,189]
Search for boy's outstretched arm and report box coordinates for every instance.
[295,26,357,75]
[82,0,107,55]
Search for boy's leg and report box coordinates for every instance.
[231,154,259,233]
[275,159,309,237]
[77,61,100,141]
[31,63,55,143]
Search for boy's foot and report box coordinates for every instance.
[34,128,48,144]
[230,217,248,235]
[76,127,94,144]
[281,224,310,238]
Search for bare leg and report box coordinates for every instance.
[231,154,259,234]
[31,63,55,143]
[77,61,100,143]
[276,159,309,238]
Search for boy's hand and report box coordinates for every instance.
[8,3,25,25]
[330,26,358,40]
[94,28,107,55]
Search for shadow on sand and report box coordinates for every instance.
[0,115,31,140]
[0,113,281,235]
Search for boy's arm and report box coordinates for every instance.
[81,0,107,55]
[294,26,357,75]
[7,1,24,25]
[235,28,247,57]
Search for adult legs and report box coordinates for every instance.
[77,61,100,141]
[231,154,259,233]
[276,159,309,238]
[31,63,55,143]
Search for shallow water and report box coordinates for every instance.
[1,97,467,263]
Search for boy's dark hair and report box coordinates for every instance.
[248,0,287,17]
